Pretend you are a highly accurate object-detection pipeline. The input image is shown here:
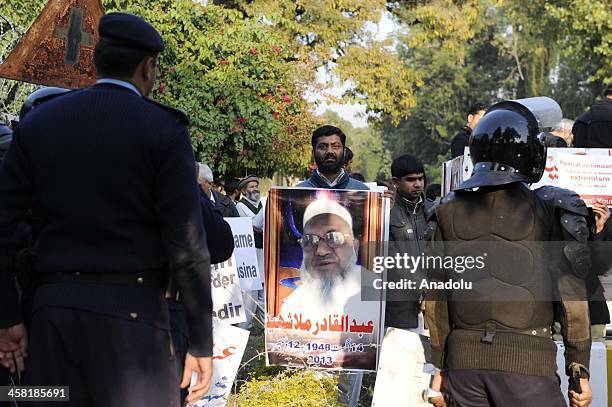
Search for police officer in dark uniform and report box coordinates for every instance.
[19,87,71,121]
[424,97,593,407]
[0,13,213,406]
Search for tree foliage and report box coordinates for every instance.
[381,0,611,170]
[1,0,610,179]
[546,0,611,86]
[1,0,318,180]
[105,0,323,180]
[220,0,420,123]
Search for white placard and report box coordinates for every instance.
[365,182,388,193]
[532,149,612,206]
[224,217,262,290]
[372,327,431,407]
[212,255,246,324]
[191,320,250,407]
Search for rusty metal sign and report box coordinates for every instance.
[0,0,105,89]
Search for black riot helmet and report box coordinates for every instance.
[19,87,70,120]
[0,122,13,161]
[468,97,562,185]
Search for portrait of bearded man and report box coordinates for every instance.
[280,198,376,325]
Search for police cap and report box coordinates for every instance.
[99,12,164,53]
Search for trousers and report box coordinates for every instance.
[25,307,180,407]
[445,369,566,407]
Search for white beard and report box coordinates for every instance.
[244,192,261,205]
[299,250,359,305]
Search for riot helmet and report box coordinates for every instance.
[0,122,13,161]
[469,97,562,184]
[19,87,70,120]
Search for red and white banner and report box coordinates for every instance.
[532,148,612,206]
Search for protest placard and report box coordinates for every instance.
[224,217,262,290]
[211,255,246,325]
[190,320,250,407]
[442,154,471,196]
[264,187,388,371]
[372,326,431,407]
[532,148,612,205]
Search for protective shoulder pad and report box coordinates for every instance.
[534,186,589,216]
[144,99,190,126]
[535,186,590,241]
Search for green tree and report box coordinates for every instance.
[381,0,512,167]
[218,0,420,124]
[381,0,610,171]
[1,0,319,180]
[104,0,320,180]
[546,0,611,86]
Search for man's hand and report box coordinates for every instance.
[428,371,447,407]
[569,378,592,407]
[593,199,610,234]
[381,189,395,207]
[0,323,27,373]
[181,354,213,404]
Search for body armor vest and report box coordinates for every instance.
[435,183,557,335]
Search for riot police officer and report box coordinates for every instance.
[424,97,593,407]
[0,13,213,406]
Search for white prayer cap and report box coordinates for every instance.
[303,197,353,230]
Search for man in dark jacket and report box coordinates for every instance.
[0,123,11,157]
[224,179,241,204]
[449,103,487,158]
[573,86,612,148]
[0,13,212,405]
[386,154,435,330]
[197,163,239,217]
[571,85,612,337]
[294,126,367,406]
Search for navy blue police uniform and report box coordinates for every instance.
[0,13,212,406]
